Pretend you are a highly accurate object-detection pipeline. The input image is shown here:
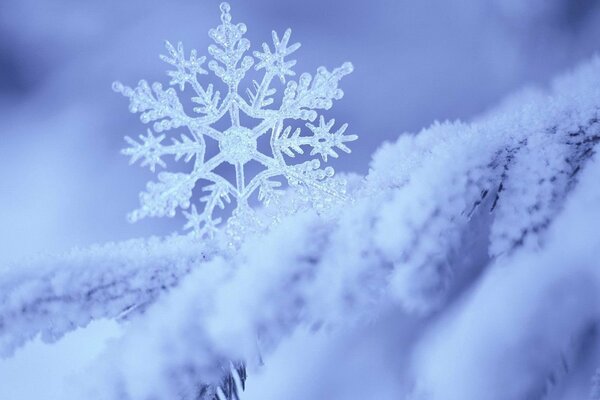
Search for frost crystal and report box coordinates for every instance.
[114,2,356,239]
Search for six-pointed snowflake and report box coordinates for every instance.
[114,2,357,239]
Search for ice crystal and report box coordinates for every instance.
[114,2,356,239]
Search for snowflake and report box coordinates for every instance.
[113,2,357,239]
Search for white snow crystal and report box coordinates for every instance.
[113,2,356,239]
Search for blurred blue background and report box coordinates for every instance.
[1,0,600,263]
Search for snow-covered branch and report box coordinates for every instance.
[0,236,215,358]
[2,56,600,399]
[413,153,600,400]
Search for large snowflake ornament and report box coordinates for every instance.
[114,2,357,239]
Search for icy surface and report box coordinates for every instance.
[114,2,356,240]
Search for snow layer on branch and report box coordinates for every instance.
[61,56,600,399]
[0,235,214,358]
[373,58,600,311]
[412,154,600,400]
[78,258,232,400]
[2,56,600,399]
[76,213,327,400]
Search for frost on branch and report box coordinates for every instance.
[0,236,214,358]
[114,2,356,240]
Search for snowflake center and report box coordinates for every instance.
[219,126,257,164]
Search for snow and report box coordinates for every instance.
[414,153,600,400]
[2,53,599,398]
[1,6,600,399]
[0,235,214,358]
[0,319,122,400]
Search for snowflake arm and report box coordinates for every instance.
[160,41,225,119]
[247,151,340,200]
[112,80,186,132]
[113,41,229,140]
[122,130,167,172]
[279,62,353,121]
[246,28,300,111]
[207,3,254,90]
[160,41,208,91]
[276,126,304,157]
[257,178,283,206]
[182,179,236,238]
[306,116,357,161]
[276,116,358,162]
[246,79,277,110]
[254,29,301,83]
[129,171,197,222]
[122,130,206,172]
